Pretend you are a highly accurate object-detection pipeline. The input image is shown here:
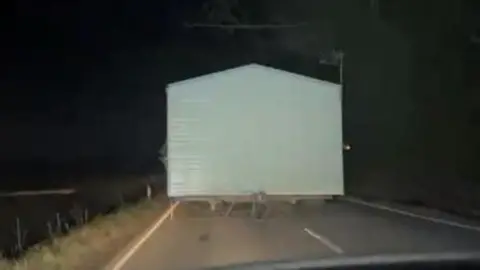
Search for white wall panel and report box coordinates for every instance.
[167,64,343,198]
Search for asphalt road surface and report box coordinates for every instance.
[111,198,480,270]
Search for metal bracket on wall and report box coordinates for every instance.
[251,191,268,220]
[222,191,269,219]
[225,201,235,217]
[169,200,176,220]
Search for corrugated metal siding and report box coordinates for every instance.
[167,64,343,198]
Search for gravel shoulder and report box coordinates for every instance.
[0,196,170,270]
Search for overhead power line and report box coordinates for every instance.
[183,22,310,29]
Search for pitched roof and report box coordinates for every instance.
[167,63,340,88]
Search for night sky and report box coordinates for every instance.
[3,1,191,180]
[1,0,479,207]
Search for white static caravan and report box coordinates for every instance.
[165,64,344,204]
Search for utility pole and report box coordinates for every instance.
[319,50,348,151]
[338,50,345,87]
[370,0,379,17]
[319,49,345,88]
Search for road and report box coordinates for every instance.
[109,198,480,270]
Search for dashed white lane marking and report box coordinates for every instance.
[104,201,180,270]
[303,228,344,254]
[344,197,480,233]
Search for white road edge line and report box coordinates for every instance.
[344,197,480,233]
[303,228,344,254]
[104,200,180,270]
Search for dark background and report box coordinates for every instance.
[1,0,479,211]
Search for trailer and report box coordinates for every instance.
[164,64,343,212]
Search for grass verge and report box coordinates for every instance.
[0,196,169,270]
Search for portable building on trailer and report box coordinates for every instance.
[165,64,343,202]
